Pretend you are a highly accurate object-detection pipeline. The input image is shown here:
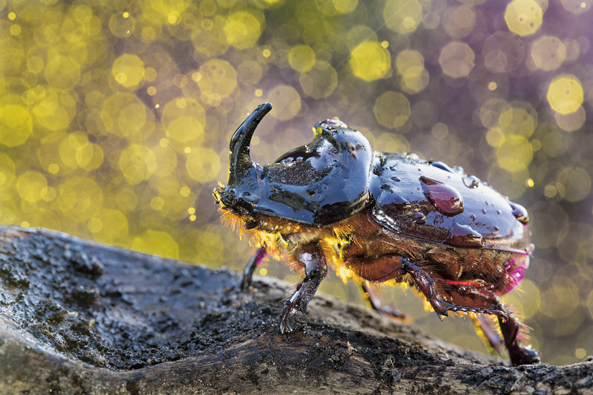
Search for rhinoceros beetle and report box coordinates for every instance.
[213,103,540,366]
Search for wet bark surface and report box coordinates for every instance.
[0,226,591,394]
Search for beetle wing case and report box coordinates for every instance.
[370,154,530,252]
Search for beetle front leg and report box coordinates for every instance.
[279,242,327,334]
[240,246,267,291]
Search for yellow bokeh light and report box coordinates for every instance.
[186,148,221,183]
[162,98,205,144]
[299,61,338,99]
[132,230,179,259]
[288,45,316,73]
[197,59,237,100]
[0,105,32,147]
[224,11,261,50]
[557,167,591,202]
[109,12,135,38]
[101,93,147,137]
[0,154,15,191]
[45,55,81,90]
[17,171,47,203]
[439,41,475,78]
[119,145,156,185]
[384,0,423,34]
[505,0,543,36]
[58,177,103,222]
[112,54,145,88]
[442,5,475,39]
[547,75,584,115]
[496,135,533,172]
[396,50,429,94]
[555,106,586,132]
[561,0,592,14]
[483,32,525,73]
[349,41,391,81]
[373,91,411,129]
[267,85,301,121]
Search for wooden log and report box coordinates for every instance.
[0,226,591,394]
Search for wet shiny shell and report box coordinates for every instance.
[370,153,529,252]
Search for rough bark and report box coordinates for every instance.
[0,226,591,394]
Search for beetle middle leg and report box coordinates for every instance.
[279,241,327,334]
[240,246,267,291]
[361,282,409,321]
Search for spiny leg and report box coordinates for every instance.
[279,242,327,334]
[361,281,409,321]
[498,313,541,365]
[240,246,267,291]
[400,258,507,319]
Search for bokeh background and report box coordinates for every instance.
[1,0,593,365]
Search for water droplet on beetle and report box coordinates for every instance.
[420,176,464,216]
[482,209,487,214]
[430,161,454,173]
[412,212,426,224]
[497,210,501,215]
[453,166,464,174]
[409,153,420,160]
[528,243,535,253]
[493,226,499,231]
[470,214,476,221]
[510,203,529,224]
[462,175,480,189]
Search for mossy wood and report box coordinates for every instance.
[0,226,590,394]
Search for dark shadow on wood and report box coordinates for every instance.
[0,226,591,394]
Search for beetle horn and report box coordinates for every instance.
[228,103,272,185]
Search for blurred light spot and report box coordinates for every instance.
[480,99,512,128]
[374,133,410,153]
[384,0,423,34]
[486,128,504,147]
[530,36,566,71]
[547,75,584,114]
[442,5,475,39]
[439,41,475,78]
[141,26,157,41]
[168,14,178,24]
[10,24,21,35]
[374,91,411,129]
[268,85,301,120]
[145,67,157,81]
[116,189,137,212]
[184,147,191,154]
[237,60,262,86]
[505,0,542,36]
[8,12,15,20]
[17,171,47,203]
[58,177,103,222]
[88,217,103,233]
[576,348,587,359]
[496,135,532,172]
[112,54,145,88]
[101,93,147,137]
[488,82,497,90]
[544,185,557,198]
[255,89,262,97]
[561,0,592,14]
[45,55,81,90]
[300,61,337,99]
[263,49,271,58]
[498,107,536,137]
[151,196,165,210]
[423,12,440,29]
[503,279,540,319]
[411,101,436,127]
[555,106,586,132]
[188,207,195,214]
[122,12,129,18]
[132,230,178,259]
[260,268,268,275]
[0,154,15,191]
[180,186,191,196]
[224,11,261,50]
[198,59,237,102]
[381,41,388,48]
[526,178,534,187]
[27,56,44,73]
[0,105,32,147]
[186,148,221,183]
[41,187,56,202]
[350,41,391,81]
[195,230,223,264]
[109,12,135,38]
[289,45,316,73]
[483,32,525,73]
[147,87,156,95]
[159,138,169,148]
[162,98,205,143]
[557,167,591,202]
[119,145,156,185]
[21,221,30,228]
[396,50,429,94]
[431,123,448,139]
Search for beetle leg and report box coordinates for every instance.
[361,282,409,321]
[240,246,267,291]
[400,258,452,319]
[279,242,327,334]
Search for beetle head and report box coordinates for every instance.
[214,103,374,226]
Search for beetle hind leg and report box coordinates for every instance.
[279,242,327,334]
[240,246,267,291]
[361,282,410,321]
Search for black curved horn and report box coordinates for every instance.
[228,103,272,185]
